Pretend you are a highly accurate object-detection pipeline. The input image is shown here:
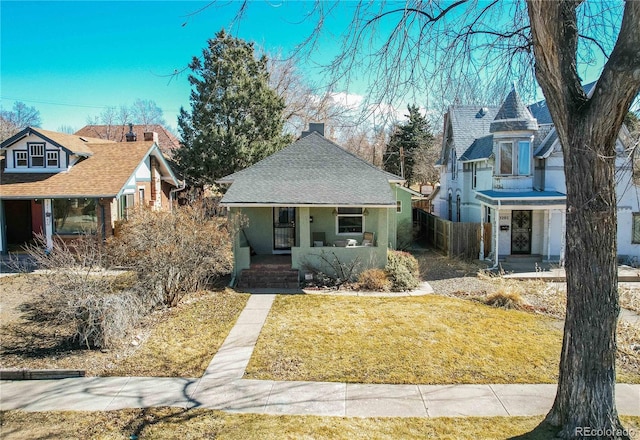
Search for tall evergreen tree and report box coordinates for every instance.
[383,105,435,186]
[176,30,291,186]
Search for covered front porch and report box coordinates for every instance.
[475,190,566,266]
[230,205,394,283]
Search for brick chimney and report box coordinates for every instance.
[143,131,159,143]
[125,123,137,142]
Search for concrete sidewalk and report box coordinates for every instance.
[2,294,639,417]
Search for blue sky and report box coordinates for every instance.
[1,1,348,132]
[1,1,621,134]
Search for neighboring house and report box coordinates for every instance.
[436,85,639,265]
[217,124,415,286]
[75,124,180,156]
[0,127,180,253]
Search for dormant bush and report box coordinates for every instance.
[385,250,420,291]
[20,234,144,349]
[108,205,234,307]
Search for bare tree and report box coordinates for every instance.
[131,99,166,129]
[208,1,640,437]
[267,55,358,137]
[1,102,42,141]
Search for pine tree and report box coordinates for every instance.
[383,105,435,186]
[176,30,291,186]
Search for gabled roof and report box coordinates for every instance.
[489,88,538,133]
[0,141,178,199]
[460,135,494,162]
[447,106,499,157]
[218,132,403,206]
[75,124,180,155]
[1,127,111,156]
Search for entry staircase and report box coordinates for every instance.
[236,255,300,289]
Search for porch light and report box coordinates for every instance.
[332,209,338,216]
[363,208,369,216]
[309,216,314,223]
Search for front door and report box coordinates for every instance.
[273,207,296,253]
[4,200,33,247]
[511,210,532,254]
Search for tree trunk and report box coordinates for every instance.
[526,1,640,438]
[547,119,626,439]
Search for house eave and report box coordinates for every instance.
[221,202,397,208]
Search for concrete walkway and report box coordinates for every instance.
[1,294,639,417]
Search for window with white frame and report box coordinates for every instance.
[14,151,28,167]
[472,162,478,189]
[29,143,45,167]
[337,207,364,234]
[450,149,457,179]
[633,213,640,244]
[498,140,531,176]
[46,151,59,168]
[396,201,402,213]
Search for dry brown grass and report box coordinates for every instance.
[3,409,639,440]
[0,274,248,377]
[246,294,565,384]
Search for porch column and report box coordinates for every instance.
[44,199,54,250]
[546,210,552,262]
[479,204,485,260]
[494,207,499,267]
[0,200,5,253]
[560,209,566,266]
[298,207,310,249]
[377,208,389,249]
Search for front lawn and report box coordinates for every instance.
[0,275,249,377]
[245,294,565,384]
[3,409,639,440]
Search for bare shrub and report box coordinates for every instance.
[357,268,391,291]
[302,251,362,288]
[108,205,234,307]
[483,289,526,310]
[20,234,145,349]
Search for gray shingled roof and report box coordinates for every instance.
[460,135,494,162]
[490,88,538,133]
[218,132,402,206]
[448,106,499,156]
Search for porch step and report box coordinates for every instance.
[503,254,542,264]
[237,267,300,289]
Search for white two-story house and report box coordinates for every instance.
[435,85,639,265]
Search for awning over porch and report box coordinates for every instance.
[475,190,566,210]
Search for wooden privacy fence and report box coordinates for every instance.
[414,209,491,260]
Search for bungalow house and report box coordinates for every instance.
[435,85,639,265]
[216,124,415,288]
[0,126,180,253]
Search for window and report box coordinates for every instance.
[451,150,457,180]
[337,207,364,234]
[472,163,478,189]
[15,151,28,167]
[633,213,640,244]
[485,206,492,223]
[396,201,402,213]
[53,198,97,234]
[46,151,59,168]
[456,194,461,222]
[518,141,531,175]
[138,187,145,207]
[499,142,513,175]
[499,140,531,176]
[120,193,135,219]
[29,143,45,167]
[447,193,453,221]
